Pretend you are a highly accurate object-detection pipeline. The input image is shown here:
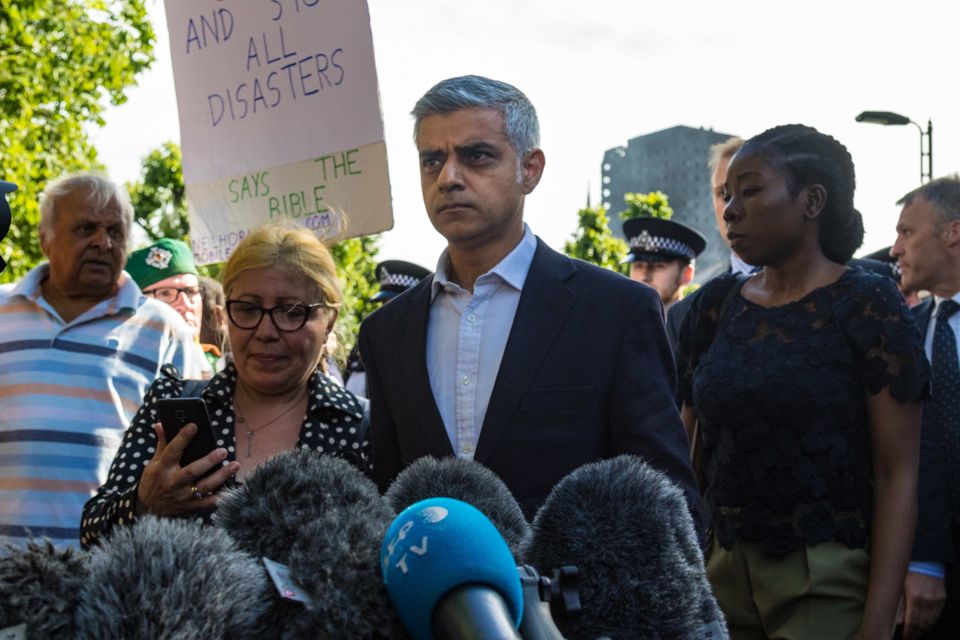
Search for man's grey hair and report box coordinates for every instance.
[39,172,134,243]
[708,136,744,173]
[897,174,960,223]
[411,75,540,156]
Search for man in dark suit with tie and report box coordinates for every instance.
[358,75,700,523]
[891,174,960,639]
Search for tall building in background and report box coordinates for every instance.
[602,125,736,283]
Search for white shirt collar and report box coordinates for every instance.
[933,292,960,316]
[10,262,141,313]
[431,224,537,300]
[729,252,756,276]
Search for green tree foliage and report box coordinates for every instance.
[564,205,627,272]
[681,282,701,298]
[329,234,380,365]
[127,142,188,242]
[0,0,155,282]
[620,191,673,221]
[125,141,220,278]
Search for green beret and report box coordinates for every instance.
[126,238,200,290]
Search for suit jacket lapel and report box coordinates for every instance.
[913,298,935,341]
[397,280,454,456]
[475,240,578,462]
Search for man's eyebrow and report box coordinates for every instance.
[455,141,497,153]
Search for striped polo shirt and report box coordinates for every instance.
[0,263,203,549]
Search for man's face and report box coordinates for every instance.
[144,272,203,338]
[712,155,732,245]
[630,259,688,306]
[40,186,127,301]
[891,196,957,294]
[416,107,544,254]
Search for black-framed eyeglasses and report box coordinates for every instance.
[225,299,326,332]
[143,286,202,304]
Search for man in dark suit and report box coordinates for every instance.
[891,175,960,639]
[358,75,700,522]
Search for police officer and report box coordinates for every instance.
[623,217,707,313]
[343,259,431,397]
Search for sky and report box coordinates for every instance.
[91,0,960,267]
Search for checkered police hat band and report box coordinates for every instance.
[629,230,696,260]
[380,272,420,289]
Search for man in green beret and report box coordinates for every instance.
[127,238,220,373]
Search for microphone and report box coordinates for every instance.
[517,564,579,640]
[0,539,88,638]
[525,455,729,640]
[381,497,523,640]
[75,515,273,639]
[213,449,406,639]
[385,456,531,560]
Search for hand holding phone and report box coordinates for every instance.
[156,398,219,477]
[136,397,237,518]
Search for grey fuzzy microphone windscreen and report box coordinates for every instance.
[525,455,728,640]
[214,449,406,639]
[75,515,273,640]
[0,539,88,639]
[384,456,530,561]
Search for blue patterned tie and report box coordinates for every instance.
[932,299,960,511]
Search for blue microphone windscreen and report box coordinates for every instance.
[380,497,522,640]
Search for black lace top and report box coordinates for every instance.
[678,269,929,556]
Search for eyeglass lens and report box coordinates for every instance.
[145,287,201,303]
[227,301,314,331]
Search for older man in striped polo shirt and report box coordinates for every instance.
[0,173,202,549]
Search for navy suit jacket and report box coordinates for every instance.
[666,288,696,356]
[358,239,701,524]
[912,298,955,564]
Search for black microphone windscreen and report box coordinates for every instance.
[526,455,728,640]
[385,456,530,560]
[0,539,88,639]
[75,515,273,639]
[214,449,406,639]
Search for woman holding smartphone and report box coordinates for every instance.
[677,125,929,639]
[81,224,368,547]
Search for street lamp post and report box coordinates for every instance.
[855,110,933,184]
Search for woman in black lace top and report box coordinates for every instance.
[678,125,928,639]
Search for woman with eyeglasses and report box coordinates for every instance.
[80,225,369,546]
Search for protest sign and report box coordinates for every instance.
[165,0,392,263]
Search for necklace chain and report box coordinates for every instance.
[234,391,306,457]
